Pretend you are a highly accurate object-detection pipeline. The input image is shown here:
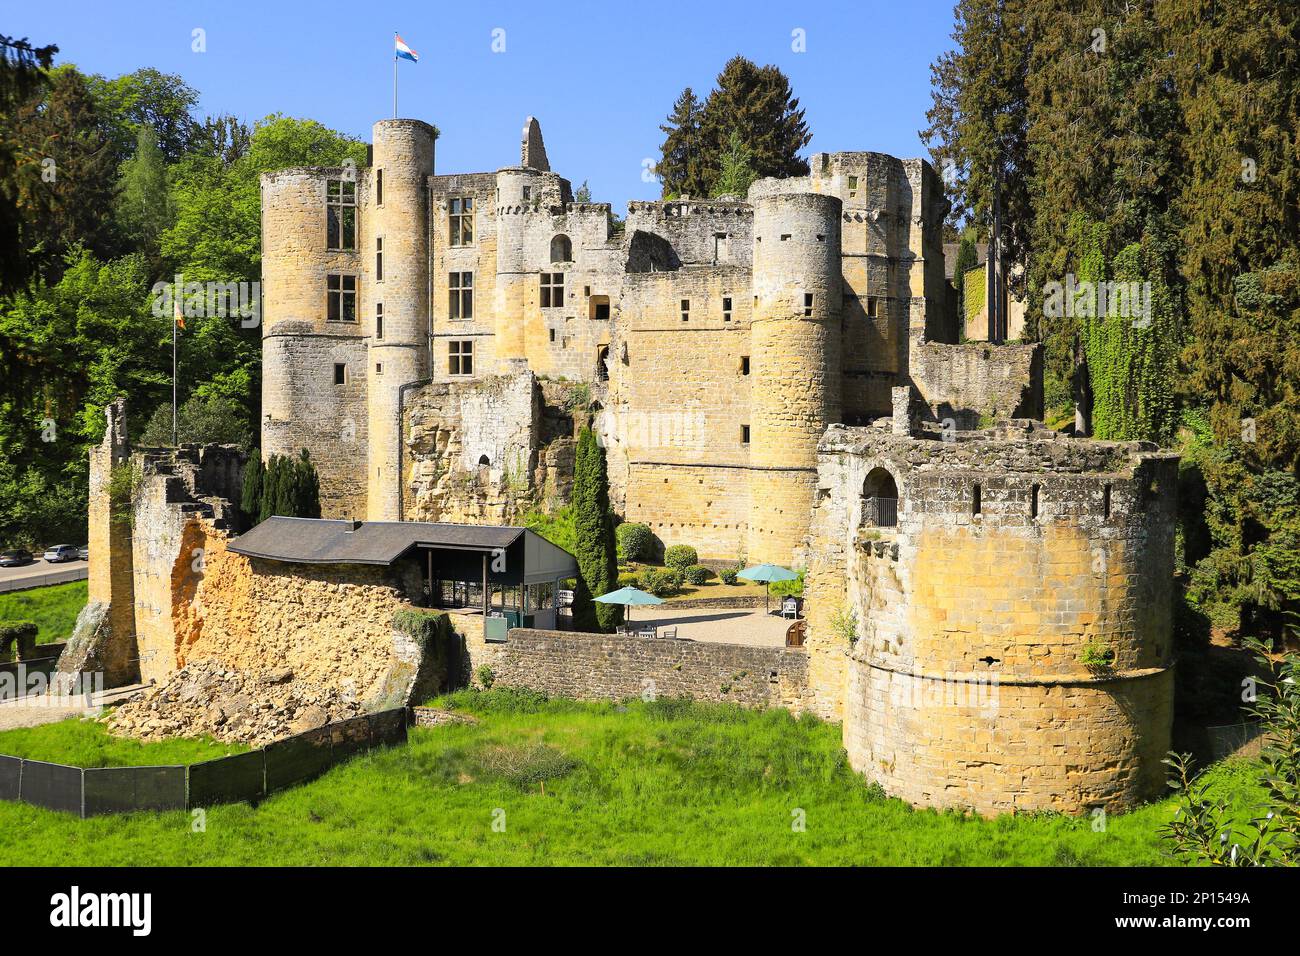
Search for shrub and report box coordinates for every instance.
[719,566,739,585]
[471,742,578,790]
[475,665,496,689]
[770,569,806,598]
[615,522,653,562]
[1079,640,1115,671]
[617,571,637,587]
[664,545,698,570]
[684,564,711,585]
[637,567,682,597]
[139,393,252,449]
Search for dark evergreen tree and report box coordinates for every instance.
[571,428,620,633]
[240,450,263,531]
[698,57,811,189]
[656,87,708,198]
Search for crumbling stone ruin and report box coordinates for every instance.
[259,115,1042,562]
[59,398,448,744]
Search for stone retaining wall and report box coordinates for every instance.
[469,627,811,713]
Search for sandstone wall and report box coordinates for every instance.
[911,341,1044,428]
[462,626,812,713]
[804,423,1178,814]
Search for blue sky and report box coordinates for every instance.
[13,0,958,210]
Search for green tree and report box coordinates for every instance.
[573,180,591,203]
[0,34,57,293]
[656,87,708,198]
[698,57,811,189]
[952,233,978,333]
[571,428,620,633]
[138,393,252,449]
[114,124,172,254]
[240,450,263,531]
[88,66,199,164]
[711,130,757,198]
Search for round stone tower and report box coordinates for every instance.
[747,191,843,563]
[492,166,545,369]
[365,119,436,520]
[807,425,1178,815]
[260,167,369,518]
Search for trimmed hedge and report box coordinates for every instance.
[615,522,653,563]
[636,567,683,597]
[664,545,698,571]
[684,564,711,585]
[719,567,740,585]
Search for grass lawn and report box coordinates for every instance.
[0,691,1264,865]
[0,579,87,644]
[0,716,246,768]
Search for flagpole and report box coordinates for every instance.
[393,34,397,119]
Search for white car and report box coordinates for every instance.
[42,544,80,563]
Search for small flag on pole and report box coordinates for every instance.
[395,33,419,62]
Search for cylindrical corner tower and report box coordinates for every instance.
[747,191,843,563]
[366,119,436,520]
[261,167,368,518]
[492,166,544,371]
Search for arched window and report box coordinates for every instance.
[550,234,572,263]
[478,455,490,467]
[862,467,899,527]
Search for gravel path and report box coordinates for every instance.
[0,684,148,732]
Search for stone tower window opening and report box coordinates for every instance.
[522,185,532,201]
[862,467,899,528]
[450,271,474,319]
[804,293,814,317]
[866,296,880,318]
[681,298,690,322]
[375,236,383,282]
[478,454,490,467]
[448,340,474,376]
[375,168,382,207]
[741,425,750,445]
[1103,483,1112,519]
[972,483,982,516]
[326,178,356,250]
[375,302,383,340]
[375,362,384,376]
[589,295,610,321]
[713,232,731,263]
[549,328,556,343]
[550,234,573,263]
[1030,483,1041,519]
[723,296,732,322]
[596,345,610,381]
[449,196,474,246]
[740,355,750,376]
[333,363,346,385]
[540,273,564,308]
[780,233,791,242]
[327,274,357,322]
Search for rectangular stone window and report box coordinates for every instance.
[866,296,880,318]
[449,196,474,246]
[376,303,383,340]
[327,274,357,322]
[741,425,751,444]
[549,328,556,343]
[740,355,750,376]
[589,294,610,321]
[448,339,474,376]
[680,298,690,322]
[333,363,346,385]
[723,296,732,322]
[804,293,814,316]
[450,271,474,319]
[376,169,383,206]
[326,179,356,250]
[1103,484,1112,519]
[848,174,859,198]
[1031,483,1040,519]
[375,362,384,376]
[972,483,982,516]
[375,237,383,282]
[540,272,564,308]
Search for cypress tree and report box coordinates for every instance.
[697,57,811,190]
[240,449,263,530]
[571,428,621,633]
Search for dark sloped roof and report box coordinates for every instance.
[228,517,527,565]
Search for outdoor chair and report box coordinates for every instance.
[781,597,800,619]
[660,626,677,639]
[638,626,657,639]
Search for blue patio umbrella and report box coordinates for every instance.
[594,585,664,625]
[737,563,799,613]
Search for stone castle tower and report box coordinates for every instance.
[259,116,1040,562]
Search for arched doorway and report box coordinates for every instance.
[862,467,899,527]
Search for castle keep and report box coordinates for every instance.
[259,117,1042,563]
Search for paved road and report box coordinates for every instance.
[0,559,88,594]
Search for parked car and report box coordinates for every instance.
[42,544,80,563]
[77,545,89,561]
[0,549,33,567]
